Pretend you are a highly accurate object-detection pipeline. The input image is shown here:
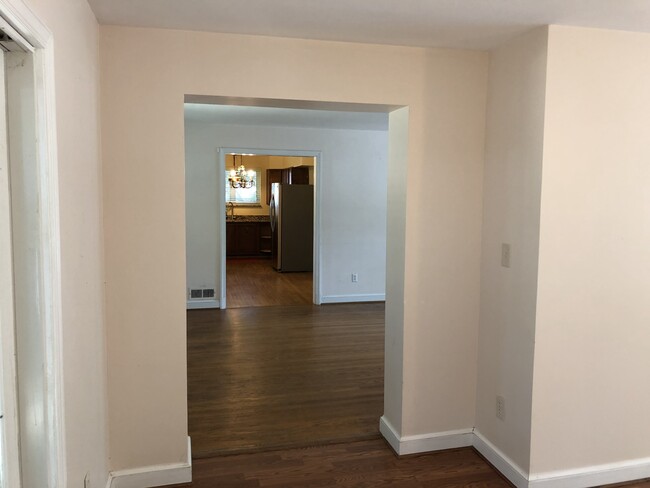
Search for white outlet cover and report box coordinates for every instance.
[496,395,505,421]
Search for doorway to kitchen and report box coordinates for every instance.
[219,149,319,309]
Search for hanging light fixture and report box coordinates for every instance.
[228,154,256,189]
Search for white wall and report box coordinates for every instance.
[19,0,108,485]
[101,25,488,470]
[476,27,548,472]
[185,121,389,302]
[530,25,650,476]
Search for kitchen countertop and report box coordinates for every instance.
[226,215,270,223]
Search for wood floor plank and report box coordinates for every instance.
[166,439,512,488]
[226,258,313,308]
[187,302,385,457]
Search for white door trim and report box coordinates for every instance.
[0,2,65,487]
[0,47,21,488]
[218,147,322,307]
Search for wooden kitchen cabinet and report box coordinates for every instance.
[258,222,272,255]
[226,221,272,257]
[281,168,291,184]
[266,167,310,203]
[266,169,282,204]
[234,223,258,255]
[289,166,309,184]
[226,221,236,254]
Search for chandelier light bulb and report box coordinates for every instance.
[228,154,256,189]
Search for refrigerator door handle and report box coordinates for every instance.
[269,194,276,232]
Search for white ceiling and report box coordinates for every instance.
[184,103,389,131]
[87,0,650,50]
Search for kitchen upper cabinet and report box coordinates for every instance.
[266,166,310,204]
[281,168,291,184]
[266,169,282,204]
[290,166,309,184]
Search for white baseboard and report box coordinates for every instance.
[379,416,473,455]
[379,416,401,454]
[106,437,192,488]
[320,293,385,304]
[529,456,650,488]
[385,426,650,488]
[473,430,528,488]
[186,299,220,309]
[100,429,650,488]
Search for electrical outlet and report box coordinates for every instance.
[501,243,511,268]
[351,273,358,283]
[84,473,91,488]
[496,395,505,421]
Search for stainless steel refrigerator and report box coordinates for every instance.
[270,183,314,272]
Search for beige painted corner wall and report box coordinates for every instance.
[400,50,488,436]
[531,25,650,474]
[100,25,488,468]
[22,0,108,485]
[475,27,548,472]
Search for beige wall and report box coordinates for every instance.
[476,27,548,472]
[23,0,107,485]
[100,25,488,468]
[530,25,650,475]
[400,51,488,436]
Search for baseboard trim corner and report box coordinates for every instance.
[320,293,385,304]
[379,416,472,456]
[106,437,192,488]
[399,428,473,456]
[472,430,528,488]
[187,299,220,310]
[379,416,400,454]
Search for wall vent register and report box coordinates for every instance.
[188,288,215,300]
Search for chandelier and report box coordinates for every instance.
[228,154,256,189]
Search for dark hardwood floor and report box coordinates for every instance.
[168,437,650,488]
[171,438,512,488]
[187,303,385,458]
[226,257,312,308]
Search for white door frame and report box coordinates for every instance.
[0,47,19,488]
[0,2,65,487]
[218,147,323,308]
